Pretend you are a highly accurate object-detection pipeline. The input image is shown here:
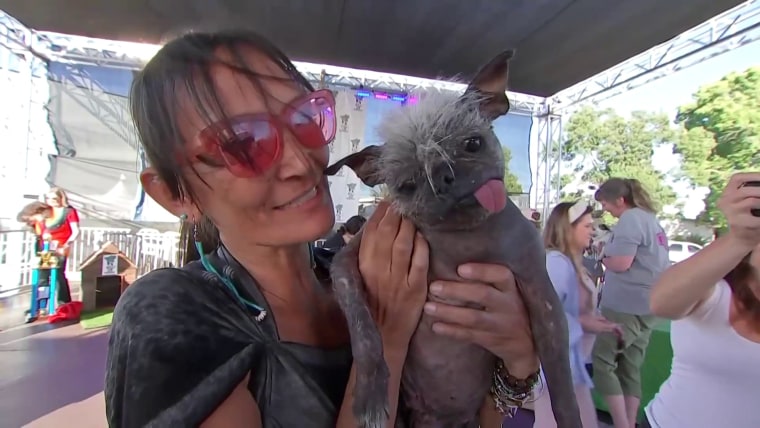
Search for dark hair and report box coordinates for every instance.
[338,215,366,235]
[130,30,315,265]
[17,201,52,225]
[724,253,760,322]
[594,177,657,213]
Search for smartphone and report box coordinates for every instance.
[743,180,760,217]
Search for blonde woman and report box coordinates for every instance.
[534,201,621,428]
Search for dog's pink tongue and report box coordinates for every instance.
[473,179,507,213]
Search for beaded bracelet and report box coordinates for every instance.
[490,359,541,417]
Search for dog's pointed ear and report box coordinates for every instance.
[464,49,514,120]
[324,145,384,186]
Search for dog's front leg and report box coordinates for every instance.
[331,237,390,428]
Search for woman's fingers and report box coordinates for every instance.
[407,233,429,291]
[457,263,517,294]
[390,219,416,282]
[376,204,402,261]
[363,201,389,235]
[731,172,760,189]
[429,281,497,307]
[429,320,493,345]
[424,301,497,329]
[359,201,389,258]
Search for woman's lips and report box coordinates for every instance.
[275,185,320,210]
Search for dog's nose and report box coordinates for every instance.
[433,165,455,194]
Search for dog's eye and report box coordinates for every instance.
[398,181,416,195]
[464,136,483,152]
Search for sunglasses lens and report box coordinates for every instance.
[289,92,335,147]
[215,120,280,177]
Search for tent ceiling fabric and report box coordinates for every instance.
[0,0,746,96]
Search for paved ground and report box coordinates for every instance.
[0,321,107,428]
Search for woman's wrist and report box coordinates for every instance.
[722,231,757,255]
[382,339,409,364]
[502,355,540,379]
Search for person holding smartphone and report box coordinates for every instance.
[644,172,760,428]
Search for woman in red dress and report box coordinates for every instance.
[41,187,81,303]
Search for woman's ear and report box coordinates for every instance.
[140,168,200,220]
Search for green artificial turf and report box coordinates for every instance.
[80,308,115,330]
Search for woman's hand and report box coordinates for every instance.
[358,201,429,351]
[718,172,760,250]
[580,313,621,335]
[423,263,539,377]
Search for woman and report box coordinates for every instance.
[591,178,670,428]
[105,30,540,428]
[322,215,366,252]
[644,173,760,428]
[533,201,621,428]
[41,187,80,304]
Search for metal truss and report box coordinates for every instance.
[551,0,760,111]
[27,30,547,115]
[293,62,545,115]
[533,114,563,222]
[0,11,32,58]
[52,63,138,151]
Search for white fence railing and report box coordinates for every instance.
[0,227,180,295]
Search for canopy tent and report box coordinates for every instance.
[0,0,745,97]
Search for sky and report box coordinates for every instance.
[592,41,760,218]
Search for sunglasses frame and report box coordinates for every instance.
[187,89,336,177]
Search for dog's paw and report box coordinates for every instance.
[352,359,390,428]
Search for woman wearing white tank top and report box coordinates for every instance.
[645,173,760,428]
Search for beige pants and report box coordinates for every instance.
[532,384,599,428]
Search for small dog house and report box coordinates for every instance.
[79,242,137,312]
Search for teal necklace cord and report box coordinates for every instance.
[195,241,268,322]
[194,241,317,323]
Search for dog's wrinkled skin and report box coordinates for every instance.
[326,51,581,428]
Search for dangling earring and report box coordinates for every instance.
[192,215,267,322]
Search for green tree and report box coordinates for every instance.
[674,67,760,232]
[503,147,524,194]
[557,106,677,212]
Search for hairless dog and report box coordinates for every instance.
[325,50,581,428]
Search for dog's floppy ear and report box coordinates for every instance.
[464,49,514,120]
[324,145,384,186]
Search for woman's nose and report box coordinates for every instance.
[277,131,315,178]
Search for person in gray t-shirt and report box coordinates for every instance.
[590,178,670,428]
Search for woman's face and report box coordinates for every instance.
[599,197,626,218]
[572,213,594,251]
[45,194,61,208]
[144,48,335,247]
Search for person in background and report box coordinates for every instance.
[533,201,621,428]
[643,173,760,428]
[590,178,670,428]
[41,187,80,304]
[322,215,366,252]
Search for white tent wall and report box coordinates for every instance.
[0,40,56,293]
[0,46,55,221]
[46,62,144,221]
